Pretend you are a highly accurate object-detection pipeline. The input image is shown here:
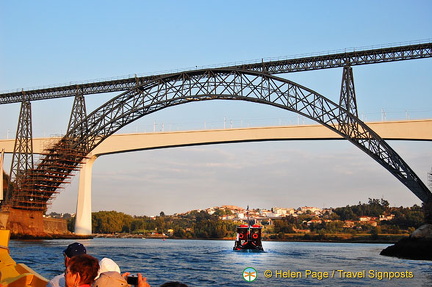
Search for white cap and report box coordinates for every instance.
[97,257,121,278]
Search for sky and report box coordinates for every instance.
[0,1,431,216]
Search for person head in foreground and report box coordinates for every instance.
[47,243,88,287]
[160,282,188,287]
[63,242,87,266]
[65,254,99,287]
[97,257,121,277]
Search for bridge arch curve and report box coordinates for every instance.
[13,69,431,210]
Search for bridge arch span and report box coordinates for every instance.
[13,69,431,210]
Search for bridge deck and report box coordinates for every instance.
[1,120,430,156]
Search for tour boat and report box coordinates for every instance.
[233,206,264,251]
[233,223,264,251]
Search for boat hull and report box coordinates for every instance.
[233,224,264,252]
[0,230,49,287]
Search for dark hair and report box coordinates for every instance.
[68,254,99,284]
[160,282,188,287]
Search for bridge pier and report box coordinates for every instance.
[74,154,97,235]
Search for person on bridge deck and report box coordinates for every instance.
[48,242,87,287]
[64,254,99,287]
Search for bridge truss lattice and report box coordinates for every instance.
[8,69,432,210]
[1,42,431,104]
[1,42,432,211]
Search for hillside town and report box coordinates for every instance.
[195,204,394,228]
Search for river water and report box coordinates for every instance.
[9,238,432,286]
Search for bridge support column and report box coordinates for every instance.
[67,93,88,137]
[7,101,34,205]
[74,154,97,235]
[339,65,358,116]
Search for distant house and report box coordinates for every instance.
[272,207,296,216]
[306,219,322,226]
[359,216,378,227]
[297,206,322,215]
[379,214,395,221]
[359,216,377,222]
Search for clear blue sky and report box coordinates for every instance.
[0,1,431,216]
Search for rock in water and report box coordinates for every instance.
[410,224,432,239]
[380,224,432,260]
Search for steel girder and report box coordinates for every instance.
[9,101,34,179]
[67,94,88,141]
[236,42,432,73]
[338,66,359,138]
[11,69,432,210]
[1,42,431,104]
[339,66,358,116]
[6,101,34,205]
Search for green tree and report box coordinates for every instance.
[92,211,133,233]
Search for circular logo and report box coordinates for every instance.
[243,267,257,282]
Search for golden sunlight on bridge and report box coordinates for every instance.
[0,119,431,156]
[1,119,430,235]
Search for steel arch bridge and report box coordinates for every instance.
[10,68,432,211]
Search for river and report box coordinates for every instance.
[9,238,432,286]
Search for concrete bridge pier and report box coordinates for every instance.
[74,154,97,235]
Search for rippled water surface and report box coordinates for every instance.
[9,238,432,286]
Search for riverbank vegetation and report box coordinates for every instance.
[61,199,424,242]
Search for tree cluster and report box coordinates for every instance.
[64,199,425,239]
[271,199,423,236]
[332,198,390,220]
[69,209,238,239]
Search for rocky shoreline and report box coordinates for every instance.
[380,224,432,261]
